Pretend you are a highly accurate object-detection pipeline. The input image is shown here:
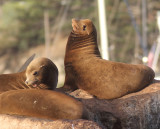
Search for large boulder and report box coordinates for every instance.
[70,83,160,129]
[0,83,159,129]
[0,114,102,129]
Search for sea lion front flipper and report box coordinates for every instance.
[18,53,36,72]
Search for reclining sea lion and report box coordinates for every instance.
[0,89,88,120]
[0,57,58,93]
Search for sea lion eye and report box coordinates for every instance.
[33,71,38,76]
[83,25,86,31]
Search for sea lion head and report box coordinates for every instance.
[72,18,94,35]
[25,57,58,90]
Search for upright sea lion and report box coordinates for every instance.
[0,89,87,120]
[0,57,58,93]
[63,18,155,99]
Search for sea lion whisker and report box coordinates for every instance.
[10,83,19,90]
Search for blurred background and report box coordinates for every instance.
[0,0,160,87]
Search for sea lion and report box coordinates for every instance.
[0,71,27,93]
[62,18,155,99]
[0,57,58,93]
[25,57,58,90]
[0,89,87,120]
[18,53,36,72]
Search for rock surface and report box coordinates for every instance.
[70,83,160,129]
[0,114,102,129]
[0,83,160,129]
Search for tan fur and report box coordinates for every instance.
[0,89,88,120]
[25,57,58,90]
[0,57,58,93]
[0,71,27,93]
[63,19,155,99]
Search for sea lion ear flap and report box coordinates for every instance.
[86,29,90,35]
[40,65,46,69]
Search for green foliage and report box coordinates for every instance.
[0,0,160,63]
[0,0,59,53]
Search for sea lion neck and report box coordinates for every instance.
[65,30,101,59]
[42,66,58,90]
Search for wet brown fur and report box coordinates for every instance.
[62,19,155,99]
[0,57,58,93]
[25,57,58,90]
[0,71,27,93]
[0,89,88,120]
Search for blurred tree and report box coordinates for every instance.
[0,0,60,55]
[0,0,160,64]
[106,0,160,63]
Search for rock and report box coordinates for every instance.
[0,83,159,129]
[0,114,102,129]
[70,83,160,129]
